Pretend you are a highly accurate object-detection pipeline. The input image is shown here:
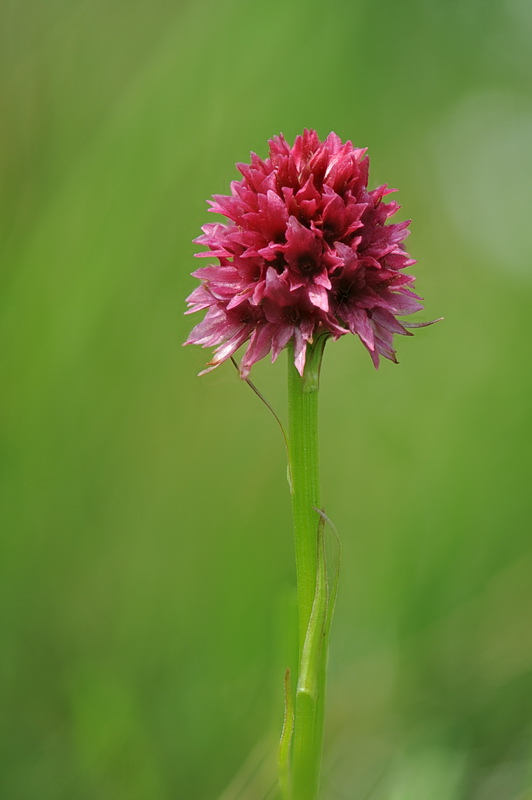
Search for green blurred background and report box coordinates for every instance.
[1,0,532,797]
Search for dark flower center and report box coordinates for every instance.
[335,276,362,306]
[272,253,286,274]
[322,221,339,241]
[336,286,352,303]
[289,306,302,323]
[297,255,319,276]
[334,267,366,307]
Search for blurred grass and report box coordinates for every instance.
[1,0,532,797]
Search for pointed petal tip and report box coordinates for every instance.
[401,316,444,329]
[197,362,217,377]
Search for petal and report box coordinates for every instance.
[308,284,330,312]
[271,324,294,361]
[293,328,307,376]
[240,324,275,378]
[371,308,412,336]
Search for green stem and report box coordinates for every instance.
[287,341,323,654]
[285,335,328,800]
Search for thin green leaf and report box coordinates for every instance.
[278,667,294,800]
[313,506,342,635]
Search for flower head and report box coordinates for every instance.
[185,130,429,378]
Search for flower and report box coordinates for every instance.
[185,129,429,379]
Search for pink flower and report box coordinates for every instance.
[185,130,429,378]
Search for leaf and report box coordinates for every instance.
[278,667,294,799]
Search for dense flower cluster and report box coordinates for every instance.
[185,130,427,378]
